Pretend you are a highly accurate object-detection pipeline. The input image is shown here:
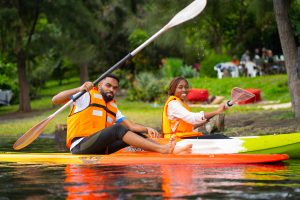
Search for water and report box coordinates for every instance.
[1,135,300,199]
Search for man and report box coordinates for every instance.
[52,74,192,154]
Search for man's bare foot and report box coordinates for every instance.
[169,135,192,154]
[173,143,193,154]
[160,135,177,154]
[161,135,192,154]
[168,135,177,153]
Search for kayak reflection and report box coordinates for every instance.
[64,163,287,199]
[161,164,287,198]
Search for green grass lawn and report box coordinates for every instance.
[0,75,291,135]
[188,75,290,102]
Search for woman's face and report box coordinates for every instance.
[174,80,189,101]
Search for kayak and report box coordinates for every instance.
[50,132,300,159]
[0,152,289,165]
[171,132,300,159]
[1,132,297,165]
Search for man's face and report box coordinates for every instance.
[98,77,119,102]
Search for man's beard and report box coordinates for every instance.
[101,90,114,102]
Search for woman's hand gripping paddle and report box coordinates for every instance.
[226,87,256,107]
[13,0,208,150]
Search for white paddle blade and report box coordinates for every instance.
[166,0,207,28]
[13,116,54,150]
[131,0,207,56]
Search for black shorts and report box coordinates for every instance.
[70,123,130,154]
[186,134,230,139]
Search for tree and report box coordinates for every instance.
[0,1,43,112]
[43,0,103,84]
[273,0,300,121]
[1,0,104,112]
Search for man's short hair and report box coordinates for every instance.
[105,74,119,83]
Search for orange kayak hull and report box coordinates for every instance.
[0,152,289,165]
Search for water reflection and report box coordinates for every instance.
[1,160,300,199]
[1,136,300,199]
[64,165,162,199]
[0,163,67,199]
[61,162,298,199]
[0,134,67,153]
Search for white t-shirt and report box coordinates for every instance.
[167,100,206,125]
[70,92,125,150]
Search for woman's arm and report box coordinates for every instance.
[203,102,227,120]
[168,100,207,125]
[168,100,227,125]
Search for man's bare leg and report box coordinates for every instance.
[122,131,192,154]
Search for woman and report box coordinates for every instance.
[162,77,227,139]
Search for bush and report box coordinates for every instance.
[29,56,56,98]
[161,57,183,78]
[127,72,168,102]
[200,52,231,77]
[128,29,151,73]
[0,60,17,89]
[113,69,133,89]
[128,29,149,48]
[180,65,199,78]
[0,59,18,104]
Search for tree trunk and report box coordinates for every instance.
[273,0,300,121]
[79,63,89,84]
[17,48,31,112]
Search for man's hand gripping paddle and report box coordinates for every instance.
[13,0,208,150]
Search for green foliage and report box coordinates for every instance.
[0,59,16,88]
[127,28,152,73]
[40,77,80,97]
[128,29,149,48]
[183,25,207,64]
[28,55,57,98]
[127,72,168,102]
[290,0,300,44]
[180,65,198,78]
[200,52,231,77]
[0,0,298,111]
[161,58,198,79]
[161,57,183,78]
[0,58,18,103]
[113,69,132,89]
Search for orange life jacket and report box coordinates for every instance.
[66,88,117,148]
[162,96,203,138]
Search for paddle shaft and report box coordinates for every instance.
[72,28,166,101]
[73,0,208,100]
